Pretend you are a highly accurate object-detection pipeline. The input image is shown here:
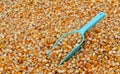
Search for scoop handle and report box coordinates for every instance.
[80,12,105,34]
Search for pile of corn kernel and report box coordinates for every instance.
[0,0,120,74]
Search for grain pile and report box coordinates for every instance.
[0,0,120,74]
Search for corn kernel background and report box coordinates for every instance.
[0,0,120,74]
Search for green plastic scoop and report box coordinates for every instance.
[48,12,105,65]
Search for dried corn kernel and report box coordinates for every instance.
[0,0,119,73]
